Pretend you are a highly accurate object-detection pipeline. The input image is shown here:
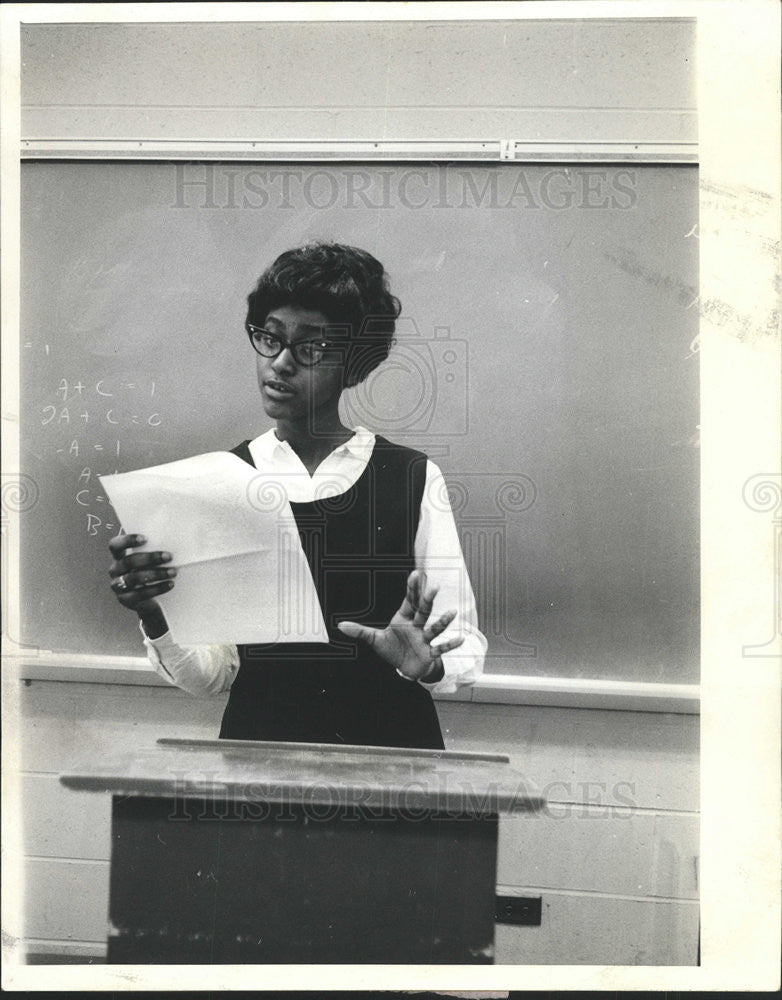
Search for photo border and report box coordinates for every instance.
[2,1,779,992]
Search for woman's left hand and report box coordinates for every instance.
[337,569,464,682]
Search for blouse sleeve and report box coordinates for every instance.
[414,460,488,695]
[140,622,240,698]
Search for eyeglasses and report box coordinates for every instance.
[245,324,334,367]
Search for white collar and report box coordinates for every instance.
[249,425,376,464]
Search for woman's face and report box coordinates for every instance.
[254,304,347,426]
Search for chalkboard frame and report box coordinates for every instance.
[8,149,700,714]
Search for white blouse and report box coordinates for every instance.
[143,426,487,696]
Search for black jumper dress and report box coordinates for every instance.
[218,435,445,750]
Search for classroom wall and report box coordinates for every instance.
[12,16,699,967]
[21,19,696,154]
[14,679,699,966]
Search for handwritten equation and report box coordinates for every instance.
[38,376,164,535]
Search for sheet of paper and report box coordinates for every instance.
[100,452,328,645]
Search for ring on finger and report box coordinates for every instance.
[115,574,130,592]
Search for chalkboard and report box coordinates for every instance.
[19,161,699,681]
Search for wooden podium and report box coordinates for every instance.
[61,738,543,964]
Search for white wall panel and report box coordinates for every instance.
[19,681,226,772]
[21,774,111,861]
[22,858,109,943]
[441,701,699,813]
[650,812,700,900]
[499,808,699,899]
[21,19,696,155]
[499,809,655,897]
[23,106,698,145]
[494,891,699,965]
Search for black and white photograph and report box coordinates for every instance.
[1,1,779,992]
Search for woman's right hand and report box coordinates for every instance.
[108,533,176,637]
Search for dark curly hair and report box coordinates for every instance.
[246,242,401,387]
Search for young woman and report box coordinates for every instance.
[108,243,486,749]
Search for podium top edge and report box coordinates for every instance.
[60,739,543,812]
[156,737,511,764]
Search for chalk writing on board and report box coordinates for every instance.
[52,378,156,401]
[37,375,164,534]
